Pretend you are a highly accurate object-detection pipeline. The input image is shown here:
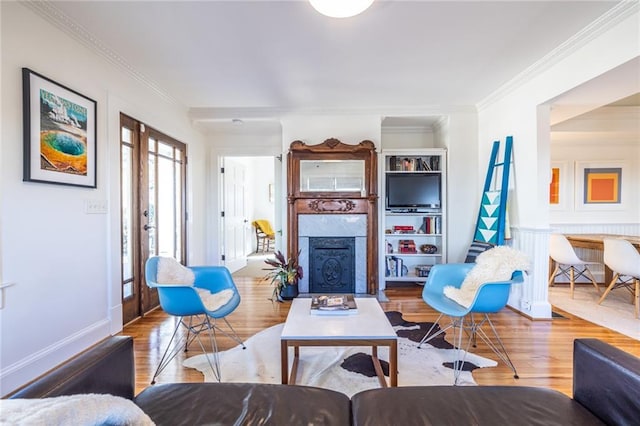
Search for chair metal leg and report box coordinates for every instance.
[427,313,519,385]
[474,314,518,379]
[198,316,221,382]
[151,316,190,384]
[151,314,246,384]
[213,317,246,349]
[452,315,464,385]
[417,313,446,348]
[417,312,518,385]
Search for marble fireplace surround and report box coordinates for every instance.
[298,214,367,294]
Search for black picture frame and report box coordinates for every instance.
[22,68,97,188]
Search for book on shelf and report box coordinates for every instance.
[310,294,358,315]
[386,256,404,277]
[398,239,417,253]
[420,216,441,234]
[393,225,415,234]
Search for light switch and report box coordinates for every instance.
[85,199,108,214]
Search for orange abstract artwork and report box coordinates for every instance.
[549,167,560,204]
[584,168,621,204]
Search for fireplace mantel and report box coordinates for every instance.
[287,139,378,294]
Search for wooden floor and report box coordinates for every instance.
[122,276,640,397]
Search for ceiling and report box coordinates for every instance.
[40,0,626,128]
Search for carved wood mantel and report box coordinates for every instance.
[287,138,378,294]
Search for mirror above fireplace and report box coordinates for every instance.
[299,160,365,193]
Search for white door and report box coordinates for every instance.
[222,158,248,272]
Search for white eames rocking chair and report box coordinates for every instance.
[598,238,640,318]
[548,234,600,298]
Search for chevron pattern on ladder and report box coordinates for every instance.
[474,190,501,244]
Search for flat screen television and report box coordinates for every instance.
[386,173,441,210]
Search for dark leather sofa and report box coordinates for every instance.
[8,336,640,425]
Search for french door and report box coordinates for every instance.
[120,113,187,324]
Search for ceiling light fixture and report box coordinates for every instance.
[309,0,374,18]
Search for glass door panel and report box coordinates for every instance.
[120,114,187,324]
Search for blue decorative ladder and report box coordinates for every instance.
[473,136,513,246]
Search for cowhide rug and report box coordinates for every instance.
[183,311,497,397]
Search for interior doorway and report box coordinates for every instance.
[220,156,279,274]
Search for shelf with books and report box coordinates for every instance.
[380,149,447,288]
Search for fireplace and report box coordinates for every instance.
[287,139,378,294]
[298,214,367,294]
[309,237,355,293]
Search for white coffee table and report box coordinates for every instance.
[280,297,398,387]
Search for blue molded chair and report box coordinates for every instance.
[145,256,245,384]
[417,263,524,384]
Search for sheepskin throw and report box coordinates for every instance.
[0,394,155,426]
[443,246,529,308]
[195,288,234,312]
[157,256,195,285]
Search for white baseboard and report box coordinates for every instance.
[509,299,552,319]
[0,319,111,397]
[110,304,123,335]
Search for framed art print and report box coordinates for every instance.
[575,161,624,211]
[22,68,97,188]
[549,161,571,211]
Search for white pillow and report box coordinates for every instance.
[0,394,155,426]
[156,256,195,285]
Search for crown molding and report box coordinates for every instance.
[477,1,639,111]
[22,0,182,106]
[189,105,476,122]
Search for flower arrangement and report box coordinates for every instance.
[264,250,303,301]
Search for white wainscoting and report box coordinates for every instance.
[508,227,552,319]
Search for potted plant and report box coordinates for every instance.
[264,250,303,301]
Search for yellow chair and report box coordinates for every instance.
[252,220,275,253]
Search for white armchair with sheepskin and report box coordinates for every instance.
[417,245,529,385]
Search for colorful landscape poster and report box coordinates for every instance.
[39,88,88,176]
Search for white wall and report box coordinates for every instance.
[438,112,480,262]
[0,3,207,395]
[248,157,276,225]
[478,6,639,318]
[381,128,435,149]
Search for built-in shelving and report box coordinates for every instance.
[379,149,447,288]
